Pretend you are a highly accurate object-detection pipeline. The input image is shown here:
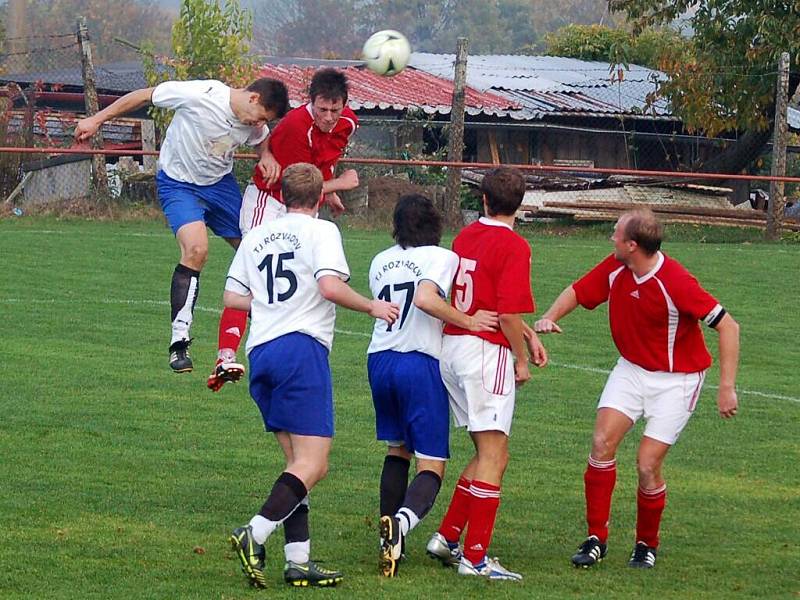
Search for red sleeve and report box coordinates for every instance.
[252,109,313,191]
[572,254,621,310]
[667,261,719,320]
[496,235,535,314]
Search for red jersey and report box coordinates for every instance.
[444,218,535,348]
[252,103,358,202]
[572,252,721,373]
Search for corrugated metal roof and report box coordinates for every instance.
[257,64,518,115]
[409,53,674,120]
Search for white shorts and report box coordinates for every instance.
[239,182,287,236]
[598,357,706,445]
[439,335,516,435]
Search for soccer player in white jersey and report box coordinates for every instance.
[224,163,399,588]
[535,208,740,569]
[367,194,499,577]
[74,78,289,373]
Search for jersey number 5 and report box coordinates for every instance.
[257,252,298,304]
[454,257,477,312]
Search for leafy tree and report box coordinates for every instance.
[142,0,259,134]
[610,0,800,171]
[545,24,688,70]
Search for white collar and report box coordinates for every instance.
[632,251,664,284]
[478,216,513,230]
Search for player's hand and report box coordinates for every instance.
[74,116,100,143]
[514,359,531,387]
[534,318,562,334]
[525,330,549,368]
[257,153,281,187]
[717,385,738,419]
[338,169,359,190]
[326,192,346,217]
[369,299,400,324]
[468,309,499,332]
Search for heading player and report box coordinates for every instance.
[367,194,499,577]
[209,68,360,391]
[535,208,740,569]
[225,163,398,588]
[75,77,289,373]
[426,167,548,581]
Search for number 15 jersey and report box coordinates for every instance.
[444,217,535,348]
[225,212,350,354]
[367,245,459,359]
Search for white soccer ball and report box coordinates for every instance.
[362,30,411,77]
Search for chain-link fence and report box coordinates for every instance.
[1,30,798,233]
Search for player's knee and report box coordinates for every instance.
[636,459,661,486]
[182,242,208,269]
[591,432,617,460]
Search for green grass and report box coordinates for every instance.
[0,217,798,599]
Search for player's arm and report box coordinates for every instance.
[254,134,281,187]
[499,313,531,386]
[74,87,155,142]
[318,274,399,324]
[521,322,548,367]
[414,280,498,332]
[533,285,579,334]
[710,311,740,419]
[223,290,252,312]
[322,169,359,194]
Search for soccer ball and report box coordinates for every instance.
[362,30,411,77]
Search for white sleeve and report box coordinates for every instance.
[313,222,350,282]
[151,80,207,110]
[421,248,459,296]
[247,124,269,147]
[225,245,251,295]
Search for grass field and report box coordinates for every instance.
[1,216,798,599]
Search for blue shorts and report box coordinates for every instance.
[248,333,334,437]
[367,350,450,460]
[156,170,242,238]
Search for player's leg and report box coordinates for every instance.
[572,358,643,568]
[628,369,701,569]
[156,171,209,372]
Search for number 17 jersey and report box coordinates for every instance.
[367,245,459,359]
[225,212,350,354]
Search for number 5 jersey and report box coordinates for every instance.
[367,244,459,359]
[225,213,350,354]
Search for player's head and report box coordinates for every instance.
[282,163,323,210]
[309,68,349,133]
[480,167,526,217]
[393,194,443,248]
[612,208,663,260]
[241,78,289,125]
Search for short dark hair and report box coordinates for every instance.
[393,194,443,248]
[480,167,526,216]
[282,163,323,209]
[309,68,348,104]
[247,77,289,118]
[622,209,663,255]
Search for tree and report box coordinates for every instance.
[610,0,800,172]
[544,24,688,70]
[142,0,258,134]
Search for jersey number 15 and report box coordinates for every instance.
[257,252,298,304]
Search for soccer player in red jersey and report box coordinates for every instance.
[426,167,548,581]
[209,68,360,391]
[535,208,740,569]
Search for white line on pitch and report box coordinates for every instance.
[2,296,798,405]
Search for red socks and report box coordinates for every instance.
[584,456,617,543]
[462,481,501,565]
[636,485,666,548]
[437,477,472,543]
[218,307,248,355]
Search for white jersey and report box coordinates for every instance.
[367,245,459,359]
[152,80,268,185]
[225,213,350,353]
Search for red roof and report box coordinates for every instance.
[257,64,518,115]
